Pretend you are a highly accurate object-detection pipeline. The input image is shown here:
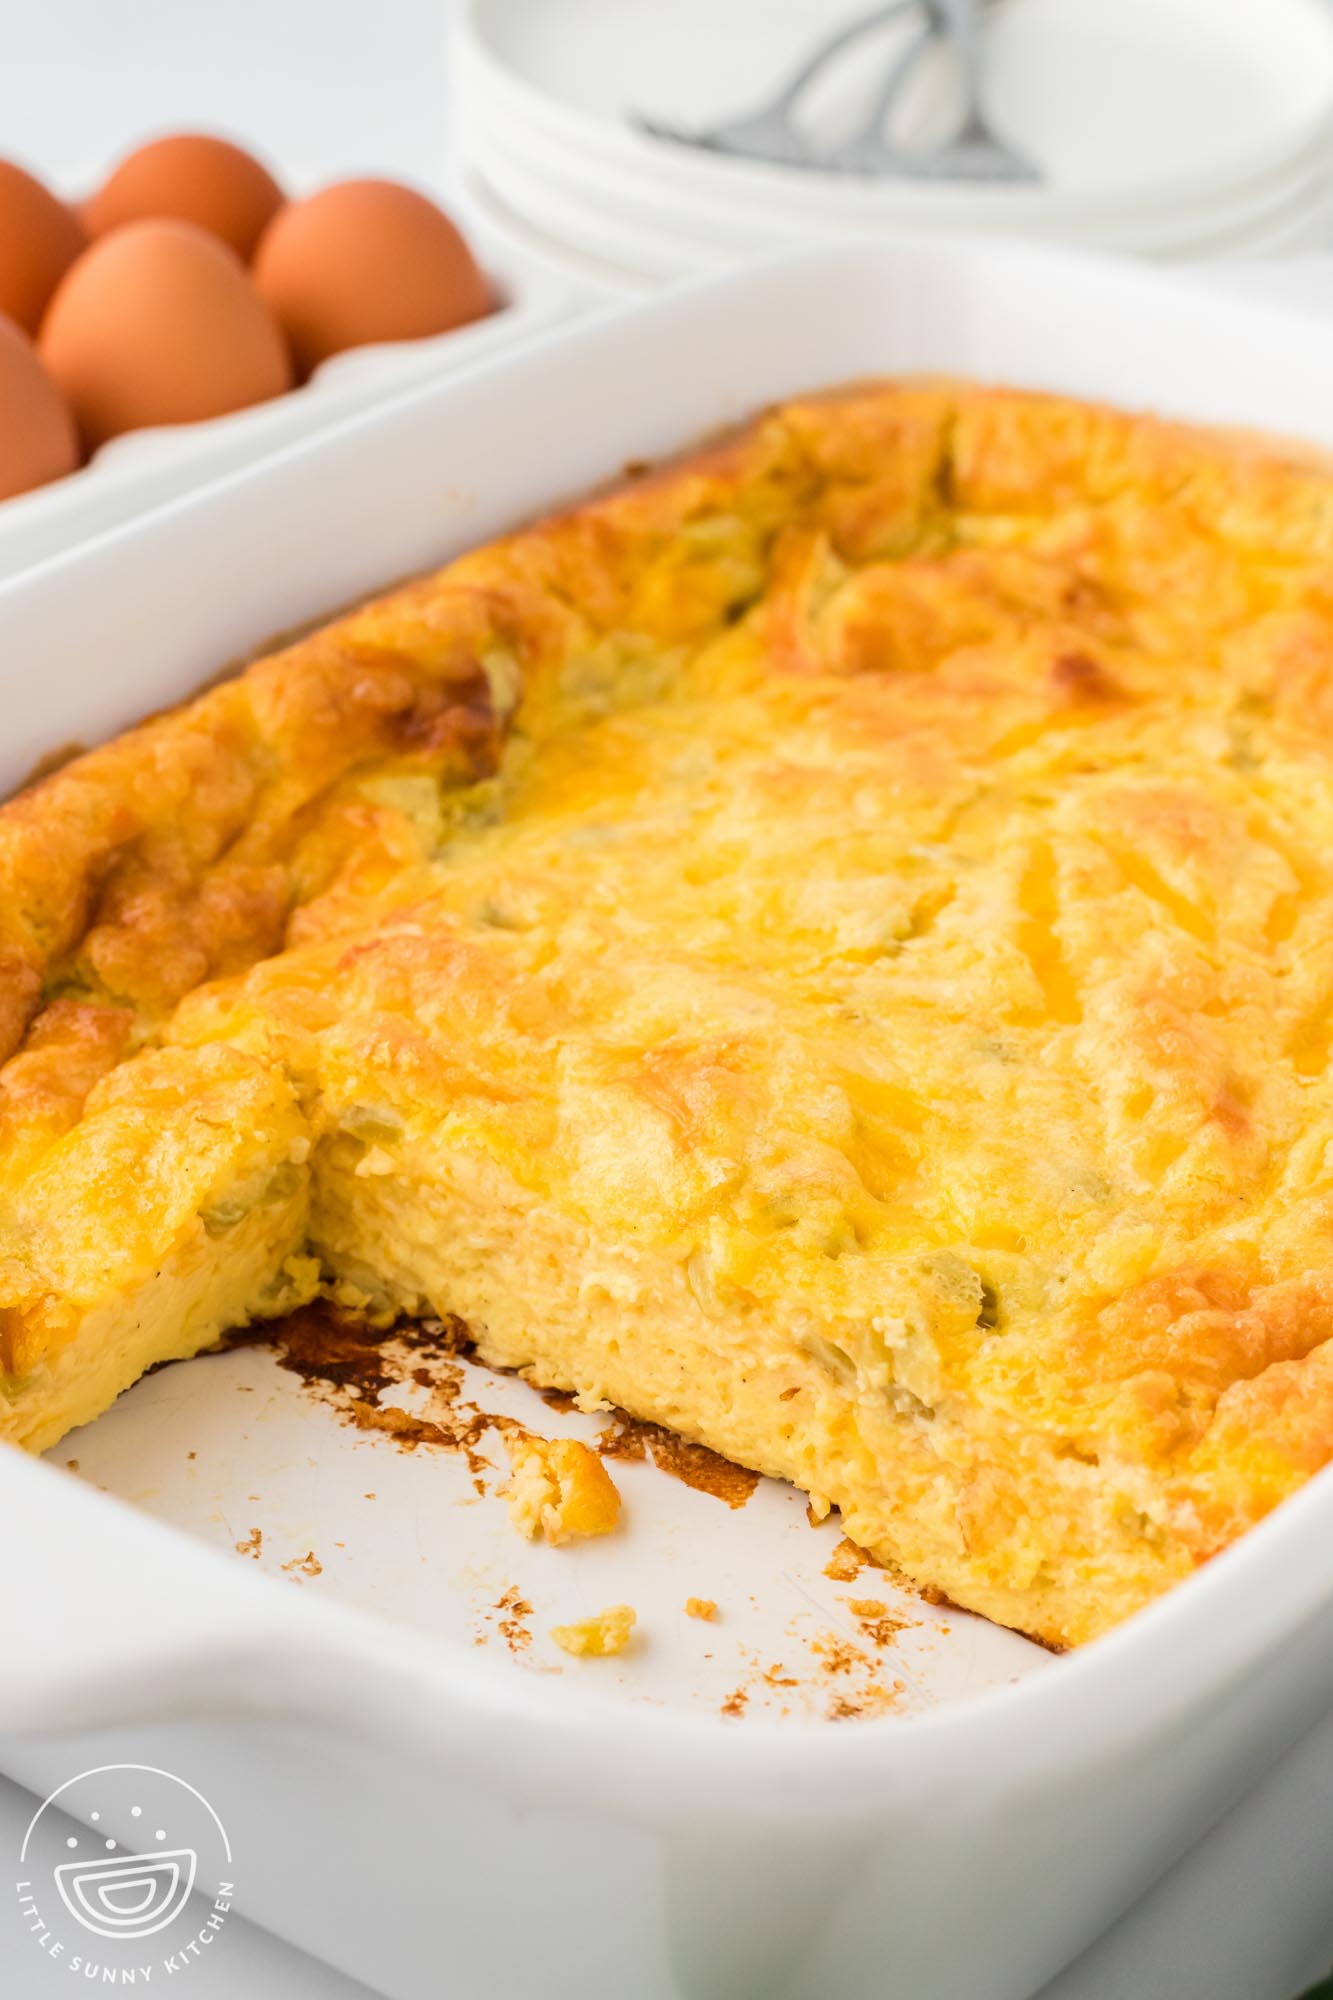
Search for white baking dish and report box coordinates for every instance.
[5,239,1333,2000]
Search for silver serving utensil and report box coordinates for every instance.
[633,0,926,171]
[634,0,1038,184]
[903,0,1039,182]
[826,15,941,176]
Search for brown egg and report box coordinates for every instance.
[0,312,79,500]
[252,178,492,376]
[39,220,293,450]
[0,160,87,335]
[84,133,285,261]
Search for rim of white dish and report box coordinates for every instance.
[458,0,1333,224]
[461,54,1333,254]
[466,106,1333,270]
[462,150,1333,303]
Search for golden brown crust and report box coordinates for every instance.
[10,379,1333,1646]
[504,1435,622,1545]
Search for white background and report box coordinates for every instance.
[1,4,1332,1995]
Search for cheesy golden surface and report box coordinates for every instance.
[7,380,1333,1647]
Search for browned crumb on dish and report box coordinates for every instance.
[496,1585,533,1654]
[282,1549,322,1578]
[504,1435,621,1545]
[550,1604,636,1658]
[842,1597,908,1647]
[812,1629,870,1677]
[473,1584,533,1655]
[713,1614,909,1723]
[823,1534,888,1583]
[822,1536,865,1582]
[597,1408,760,1509]
[64,1458,79,1472]
[812,1629,906,1720]
[186,1450,196,1461]
[827,1682,903,1722]
[234,1526,262,1559]
[684,1597,718,1621]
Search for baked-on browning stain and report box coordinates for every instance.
[842,1597,907,1647]
[226,1302,516,1485]
[226,1307,766,1520]
[282,1549,322,1578]
[494,1584,533,1654]
[597,1408,761,1508]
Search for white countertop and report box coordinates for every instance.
[0,0,457,197]
[1,5,1332,1996]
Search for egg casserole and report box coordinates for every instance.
[7,381,1333,1648]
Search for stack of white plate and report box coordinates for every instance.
[455,0,1333,295]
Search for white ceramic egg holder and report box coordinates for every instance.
[0,232,572,586]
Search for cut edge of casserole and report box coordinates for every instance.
[6,378,1333,1649]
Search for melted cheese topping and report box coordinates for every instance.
[7,381,1333,1645]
